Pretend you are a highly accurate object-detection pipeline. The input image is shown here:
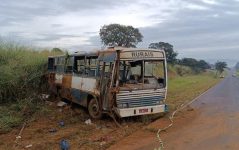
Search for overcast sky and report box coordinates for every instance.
[0,0,238,66]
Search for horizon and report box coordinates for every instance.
[0,0,238,66]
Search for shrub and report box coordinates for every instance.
[175,65,192,76]
[0,41,49,103]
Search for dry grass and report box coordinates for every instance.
[167,71,220,111]
[0,41,63,132]
[0,41,63,103]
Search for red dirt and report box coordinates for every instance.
[108,75,239,150]
[107,106,198,150]
[0,104,143,150]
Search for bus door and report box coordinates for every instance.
[98,52,116,111]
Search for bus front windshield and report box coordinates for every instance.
[119,60,165,89]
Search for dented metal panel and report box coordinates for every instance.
[98,51,116,62]
[71,76,100,95]
[62,75,72,88]
[71,88,88,107]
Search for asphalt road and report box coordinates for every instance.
[108,72,239,150]
[160,71,239,150]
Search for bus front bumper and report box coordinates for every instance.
[115,104,168,118]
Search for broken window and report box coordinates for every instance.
[85,56,98,77]
[74,56,99,77]
[144,61,165,88]
[119,60,165,89]
[74,56,85,75]
[55,56,65,73]
[119,60,143,84]
[65,56,73,73]
[47,57,54,71]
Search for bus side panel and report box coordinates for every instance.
[71,76,100,96]
[62,74,72,89]
[71,88,88,107]
[58,87,88,107]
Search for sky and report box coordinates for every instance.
[0,0,238,66]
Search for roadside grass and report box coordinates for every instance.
[167,64,193,79]
[0,41,62,133]
[167,71,220,111]
[0,97,51,133]
[237,70,239,77]
[0,41,63,103]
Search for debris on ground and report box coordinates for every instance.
[15,122,26,143]
[49,128,57,133]
[84,119,92,125]
[186,106,194,111]
[60,139,70,150]
[100,141,107,146]
[25,144,33,148]
[45,100,54,106]
[59,121,65,127]
[57,101,67,107]
[0,104,143,149]
[39,94,50,100]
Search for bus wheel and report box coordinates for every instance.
[88,98,102,119]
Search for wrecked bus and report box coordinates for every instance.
[47,47,168,118]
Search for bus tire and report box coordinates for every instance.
[88,98,102,119]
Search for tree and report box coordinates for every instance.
[99,24,143,48]
[178,58,210,73]
[148,42,178,64]
[179,58,199,72]
[215,61,227,75]
[235,62,239,70]
[197,60,211,70]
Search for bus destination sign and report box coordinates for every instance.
[120,50,164,60]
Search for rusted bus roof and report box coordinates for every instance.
[48,47,165,59]
[72,51,99,57]
[48,51,99,58]
[98,51,116,62]
[48,55,65,58]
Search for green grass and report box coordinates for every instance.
[167,71,220,110]
[0,107,23,133]
[0,97,52,133]
[0,41,63,103]
[0,42,45,102]
[237,70,239,77]
[0,41,62,132]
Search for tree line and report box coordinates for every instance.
[98,23,227,74]
[53,23,227,75]
[235,62,239,70]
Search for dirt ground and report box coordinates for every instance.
[0,100,197,150]
[0,101,148,150]
[0,74,227,150]
[108,74,239,150]
[107,106,198,150]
